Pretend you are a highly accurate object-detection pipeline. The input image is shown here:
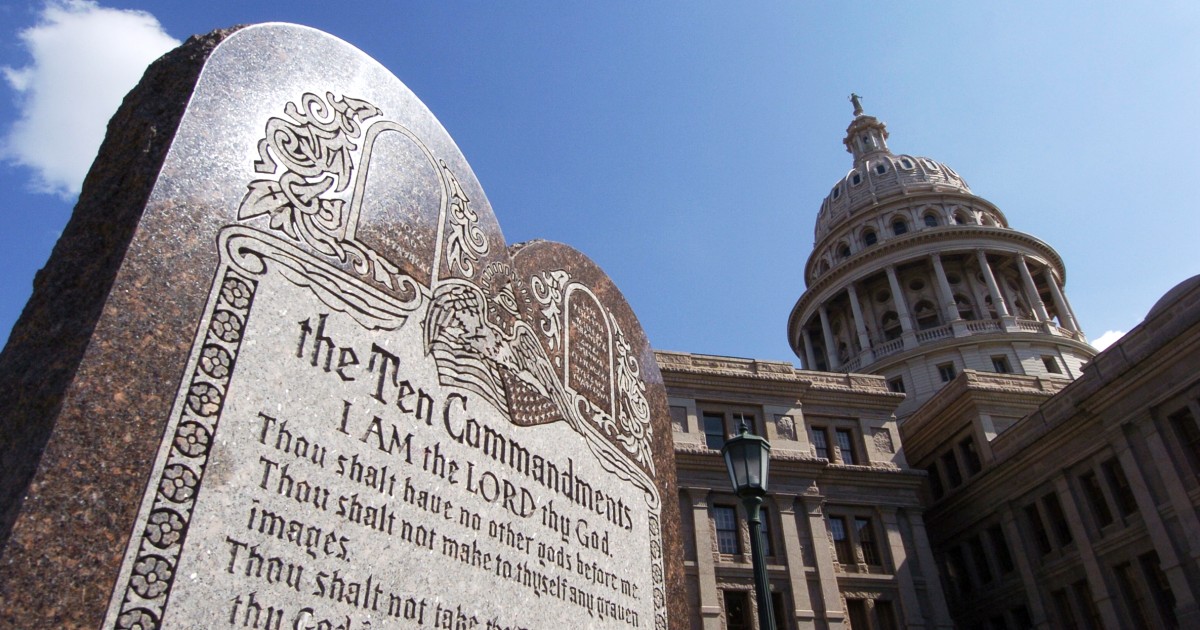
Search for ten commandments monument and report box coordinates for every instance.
[0,24,685,628]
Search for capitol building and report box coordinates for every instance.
[665,99,1200,629]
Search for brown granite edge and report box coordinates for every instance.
[0,27,241,627]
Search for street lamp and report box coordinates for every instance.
[721,422,776,630]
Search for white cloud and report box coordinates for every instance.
[2,1,179,197]
[1091,329,1125,352]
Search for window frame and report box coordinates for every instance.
[701,406,760,450]
[713,504,741,555]
[810,420,864,465]
[938,362,957,383]
[827,510,888,571]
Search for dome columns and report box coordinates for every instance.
[1045,268,1080,335]
[929,254,963,331]
[1016,255,1052,323]
[818,305,841,371]
[846,283,875,364]
[885,265,919,349]
[975,250,1013,322]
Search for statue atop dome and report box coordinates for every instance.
[850,93,864,116]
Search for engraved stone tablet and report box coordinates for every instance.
[0,24,684,629]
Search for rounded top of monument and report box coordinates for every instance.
[814,98,972,243]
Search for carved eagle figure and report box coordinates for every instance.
[423,280,572,428]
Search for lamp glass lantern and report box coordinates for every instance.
[721,422,771,497]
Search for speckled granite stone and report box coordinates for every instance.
[0,24,684,630]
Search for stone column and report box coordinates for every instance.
[777,495,817,629]
[1051,475,1122,628]
[885,265,917,348]
[975,250,1010,318]
[1016,256,1051,322]
[846,283,873,361]
[1000,506,1051,628]
[879,508,924,629]
[802,328,818,371]
[1117,428,1200,625]
[688,488,725,630]
[906,511,954,629]
[1044,268,1079,333]
[803,498,846,629]
[818,305,842,371]
[930,253,958,323]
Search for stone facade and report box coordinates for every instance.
[669,102,1200,630]
[659,351,952,629]
[902,276,1200,629]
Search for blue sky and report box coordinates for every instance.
[1,1,1198,363]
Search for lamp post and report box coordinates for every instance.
[721,422,776,630]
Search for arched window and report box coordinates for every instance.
[838,243,852,259]
[953,211,970,225]
[924,213,939,228]
[851,172,863,186]
[882,311,901,341]
[892,219,908,236]
[875,162,887,175]
[914,300,941,330]
[955,294,976,320]
[863,229,877,246]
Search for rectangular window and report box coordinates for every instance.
[941,451,963,487]
[947,545,973,595]
[811,427,830,460]
[770,592,788,630]
[1139,551,1178,628]
[960,436,983,475]
[991,355,1011,373]
[855,517,881,565]
[938,362,957,383]
[731,411,756,435]
[1025,503,1053,555]
[1043,355,1063,374]
[828,516,853,564]
[875,600,899,630]
[847,599,870,629]
[1073,580,1101,630]
[723,590,751,630]
[1052,588,1079,630]
[1102,458,1139,516]
[927,462,946,499]
[714,505,740,554]
[704,412,726,450]
[968,535,993,584]
[836,428,858,464]
[1080,471,1114,528]
[1043,492,1074,547]
[1170,407,1200,475]
[888,376,906,394]
[987,523,1015,573]
[703,409,759,449]
[1115,561,1152,627]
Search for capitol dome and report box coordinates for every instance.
[789,96,1094,417]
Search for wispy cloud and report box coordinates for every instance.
[1091,330,1125,351]
[2,1,179,197]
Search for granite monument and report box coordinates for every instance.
[0,24,684,629]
